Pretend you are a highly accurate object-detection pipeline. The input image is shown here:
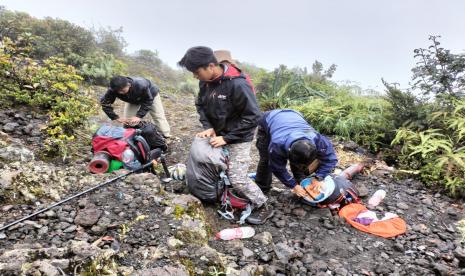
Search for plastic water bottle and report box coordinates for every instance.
[215,226,255,240]
[122,148,142,170]
[122,148,135,164]
[367,189,386,208]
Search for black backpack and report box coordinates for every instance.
[131,121,167,153]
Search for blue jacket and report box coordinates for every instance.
[264,109,338,188]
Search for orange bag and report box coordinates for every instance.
[338,203,406,238]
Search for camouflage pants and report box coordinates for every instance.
[226,141,268,207]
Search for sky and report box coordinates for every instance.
[2,0,465,90]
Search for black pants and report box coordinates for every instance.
[255,123,273,191]
[255,114,308,191]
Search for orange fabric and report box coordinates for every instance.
[304,179,323,199]
[338,203,407,238]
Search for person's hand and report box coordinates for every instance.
[114,118,127,124]
[196,128,216,138]
[127,116,141,126]
[209,136,226,148]
[292,185,307,197]
[311,178,323,187]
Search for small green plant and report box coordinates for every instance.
[208,266,226,276]
[458,219,465,242]
[80,252,119,276]
[118,214,147,241]
[174,204,185,219]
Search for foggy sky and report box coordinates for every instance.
[2,0,465,90]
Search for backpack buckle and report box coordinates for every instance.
[217,201,235,221]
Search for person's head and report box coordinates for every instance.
[178,46,219,81]
[289,139,319,172]
[214,50,236,66]
[110,76,131,94]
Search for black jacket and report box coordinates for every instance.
[195,65,261,144]
[100,77,160,120]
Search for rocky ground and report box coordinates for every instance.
[0,92,465,276]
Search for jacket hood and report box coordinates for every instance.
[284,131,317,155]
[211,64,245,83]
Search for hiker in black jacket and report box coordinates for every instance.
[100,76,171,137]
[178,46,274,225]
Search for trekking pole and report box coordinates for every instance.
[160,154,171,179]
[0,162,153,232]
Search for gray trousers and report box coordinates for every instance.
[226,141,268,207]
[124,93,171,137]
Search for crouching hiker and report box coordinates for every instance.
[254,109,338,197]
[178,46,274,225]
[100,76,171,138]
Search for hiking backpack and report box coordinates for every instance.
[301,175,361,213]
[186,137,252,223]
[91,122,167,167]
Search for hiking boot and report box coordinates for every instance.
[246,204,275,225]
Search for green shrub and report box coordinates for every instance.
[388,36,465,197]
[0,36,96,158]
[296,91,393,151]
[178,77,199,95]
[0,8,97,60]
[412,35,465,103]
[256,65,327,110]
[383,79,431,130]
[392,99,465,196]
[68,51,127,85]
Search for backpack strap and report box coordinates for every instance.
[238,203,252,224]
[126,138,143,163]
[218,185,235,221]
[133,135,151,163]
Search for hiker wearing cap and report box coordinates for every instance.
[214,50,255,94]
[178,46,274,225]
[100,76,171,138]
[254,109,338,197]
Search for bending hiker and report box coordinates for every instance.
[254,109,338,197]
[100,76,171,138]
[178,46,274,224]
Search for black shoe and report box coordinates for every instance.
[246,204,275,225]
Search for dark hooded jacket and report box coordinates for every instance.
[100,77,159,120]
[196,64,261,144]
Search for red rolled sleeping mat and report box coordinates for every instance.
[88,151,111,174]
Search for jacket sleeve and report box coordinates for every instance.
[195,85,213,129]
[315,135,338,179]
[222,80,261,143]
[100,89,119,120]
[135,80,156,118]
[269,148,297,188]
